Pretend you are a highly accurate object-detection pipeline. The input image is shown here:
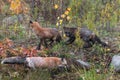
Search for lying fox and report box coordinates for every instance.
[1,56,67,69]
[29,21,62,50]
[63,27,108,48]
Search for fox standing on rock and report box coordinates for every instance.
[29,21,62,50]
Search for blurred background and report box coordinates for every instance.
[0,0,120,40]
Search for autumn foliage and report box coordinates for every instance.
[8,0,29,14]
[0,0,5,13]
[0,38,13,57]
[0,38,39,58]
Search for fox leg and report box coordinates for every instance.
[64,32,76,44]
[49,39,54,46]
[56,34,62,43]
[36,39,44,50]
[65,36,76,44]
[36,41,41,50]
[83,42,93,48]
[82,37,95,48]
[43,39,48,48]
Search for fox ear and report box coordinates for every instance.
[29,20,33,24]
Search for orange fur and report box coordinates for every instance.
[26,57,67,69]
[30,21,61,49]
[1,56,67,69]
[30,22,57,38]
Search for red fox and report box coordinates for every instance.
[29,21,62,50]
[25,57,67,69]
[1,56,67,69]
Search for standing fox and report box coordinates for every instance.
[63,27,108,48]
[29,21,62,50]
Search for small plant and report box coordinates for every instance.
[51,41,66,52]
[82,68,106,80]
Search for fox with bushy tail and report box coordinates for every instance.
[63,27,108,48]
[1,56,67,69]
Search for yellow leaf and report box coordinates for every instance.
[61,14,66,18]
[54,4,59,9]
[64,11,69,15]
[57,17,60,20]
[16,0,20,3]
[67,8,71,11]
[59,19,63,24]
[67,16,71,20]
[56,22,59,26]
[63,34,66,38]
[107,48,110,51]
[10,0,22,14]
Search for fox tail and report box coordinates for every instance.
[1,57,26,64]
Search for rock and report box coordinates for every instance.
[2,14,33,38]
[2,14,30,27]
[111,55,120,72]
